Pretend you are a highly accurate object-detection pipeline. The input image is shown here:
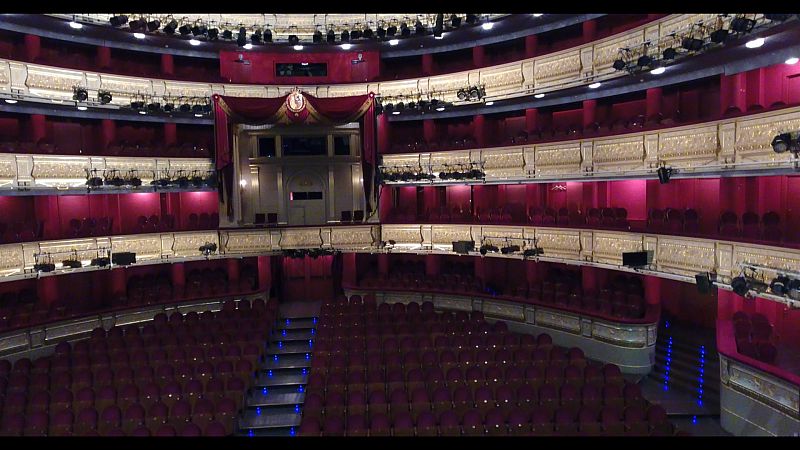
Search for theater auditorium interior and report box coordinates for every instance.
[0,12,796,438]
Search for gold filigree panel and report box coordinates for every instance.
[592,233,643,265]
[31,160,87,179]
[593,32,645,73]
[534,144,582,175]
[111,235,162,260]
[534,51,582,85]
[732,245,800,284]
[534,230,581,259]
[172,232,218,257]
[592,136,645,167]
[431,225,473,245]
[656,238,716,275]
[330,226,376,248]
[0,158,15,179]
[658,125,718,163]
[279,228,323,248]
[222,231,272,254]
[0,245,24,272]
[735,110,800,162]
[381,226,423,246]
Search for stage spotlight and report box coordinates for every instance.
[466,14,478,25]
[613,59,627,71]
[662,47,677,60]
[637,55,652,67]
[251,29,262,44]
[341,30,350,42]
[710,28,729,44]
[730,16,756,32]
[376,26,386,39]
[770,275,790,295]
[179,102,191,113]
[237,27,247,47]
[73,87,88,102]
[396,101,405,111]
[771,132,800,154]
[130,100,145,110]
[163,103,174,112]
[178,24,191,35]
[98,91,112,104]
[788,279,800,301]
[313,30,322,43]
[731,276,751,297]
[263,28,273,43]
[191,24,207,36]
[434,13,444,38]
[288,35,300,45]
[657,166,673,184]
[147,19,161,32]
[163,19,178,34]
[327,29,336,43]
[457,88,468,100]
[418,100,429,110]
[500,245,520,255]
[450,14,462,28]
[129,17,147,32]
[191,104,204,114]
[400,22,410,37]
[384,103,394,113]
[222,29,232,40]
[681,37,703,51]
[109,15,128,27]
[207,28,219,40]
[387,24,397,36]
[523,248,543,258]
[363,26,373,39]
[415,20,426,35]
[407,101,417,110]
[147,102,161,112]
[351,28,362,40]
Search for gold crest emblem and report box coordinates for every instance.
[286,89,306,113]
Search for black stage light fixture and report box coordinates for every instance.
[109,15,129,27]
[400,22,410,37]
[375,103,383,115]
[207,28,219,40]
[418,100,429,111]
[384,103,394,113]
[351,28,362,40]
[657,166,673,184]
[191,104,204,114]
[163,102,174,112]
[179,102,191,113]
[341,30,350,42]
[407,101,417,111]
[288,34,300,45]
[130,100,145,110]
[163,19,178,34]
[222,29,233,40]
[327,29,336,43]
[468,86,481,99]
[251,29,262,44]
[770,275,790,295]
[771,132,800,153]
[129,18,146,32]
[363,26,373,40]
[387,24,397,37]
[662,47,677,60]
[91,256,110,267]
[313,30,322,43]
[637,55,652,67]
[191,24,207,37]
[500,245,520,255]
[34,262,56,272]
[730,17,756,32]
[434,13,444,38]
[764,14,791,21]
[376,26,386,39]
[695,273,715,294]
[710,28,729,44]
[681,37,703,51]
[147,19,161,32]
[263,28,273,43]
[523,248,543,258]
[178,24,192,35]
[788,279,800,301]
[147,102,161,112]
[731,275,751,297]
[457,88,468,100]
[450,14,462,28]
[415,20,426,35]
[73,87,88,102]
[466,14,478,25]
[237,27,247,47]
[613,59,627,71]
[395,101,405,111]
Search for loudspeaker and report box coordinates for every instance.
[622,251,652,267]
[112,252,136,266]
[452,241,475,254]
[254,213,266,224]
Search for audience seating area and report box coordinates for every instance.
[717,211,783,242]
[0,139,212,158]
[357,265,650,321]
[298,294,674,436]
[732,312,777,365]
[0,298,277,436]
[0,221,44,244]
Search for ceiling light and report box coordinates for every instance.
[481,22,494,30]
[293,45,304,51]
[4,99,18,104]
[388,39,399,46]
[589,82,601,89]
[786,57,799,65]
[138,110,147,115]
[650,66,666,75]
[194,113,203,118]
[133,32,146,39]
[243,43,253,50]
[534,93,545,99]
[533,14,543,17]
[77,106,87,111]
[240,179,247,187]
[435,106,445,111]
[69,21,83,29]
[341,43,352,50]
[434,34,444,40]
[189,39,201,46]
[392,111,400,115]
[485,101,494,106]
[745,37,765,49]
[301,62,309,66]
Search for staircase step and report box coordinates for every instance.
[261,354,312,370]
[275,318,317,330]
[269,330,316,342]
[254,372,308,387]
[238,411,303,430]
[266,341,315,355]
[247,392,305,407]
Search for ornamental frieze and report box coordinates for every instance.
[279,228,324,248]
[592,233,643,265]
[534,51,582,85]
[220,231,272,254]
[655,238,716,275]
[658,125,719,163]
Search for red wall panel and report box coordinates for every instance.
[219,50,380,85]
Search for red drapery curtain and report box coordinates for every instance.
[213,92,377,217]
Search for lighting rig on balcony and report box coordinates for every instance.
[729,263,800,308]
[522,238,544,259]
[198,242,218,257]
[456,85,486,102]
[149,169,218,190]
[33,252,56,273]
[437,163,485,181]
[128,94,212,118]
[376,93,453,116]
[282,248,338,259]
[771,131,800,156]
[612,14,794,77]
[379,164,434,183]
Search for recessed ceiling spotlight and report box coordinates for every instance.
[138,110,147,115]
[189,39,201,46]
[485,101,494,106]
[533,14,543,17]
[745,37,765,49]
[243,43,253,50]
[341,43,352,50]
[388,39,399,46]
[785,57,799,65]
[69,21,83,29]
[77,106,87,111]
[650,66,666,75]
[392,111,400,115]
[301,62,309,66]
[435,106,445,111]
[4,99,18,104]
[293,45,304,50]
[589,82,602,89]
[133,32,146,39]
[534,93,545,99]
[481,22,494,30]
[434,33,444,40]
[194,113,203,117]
